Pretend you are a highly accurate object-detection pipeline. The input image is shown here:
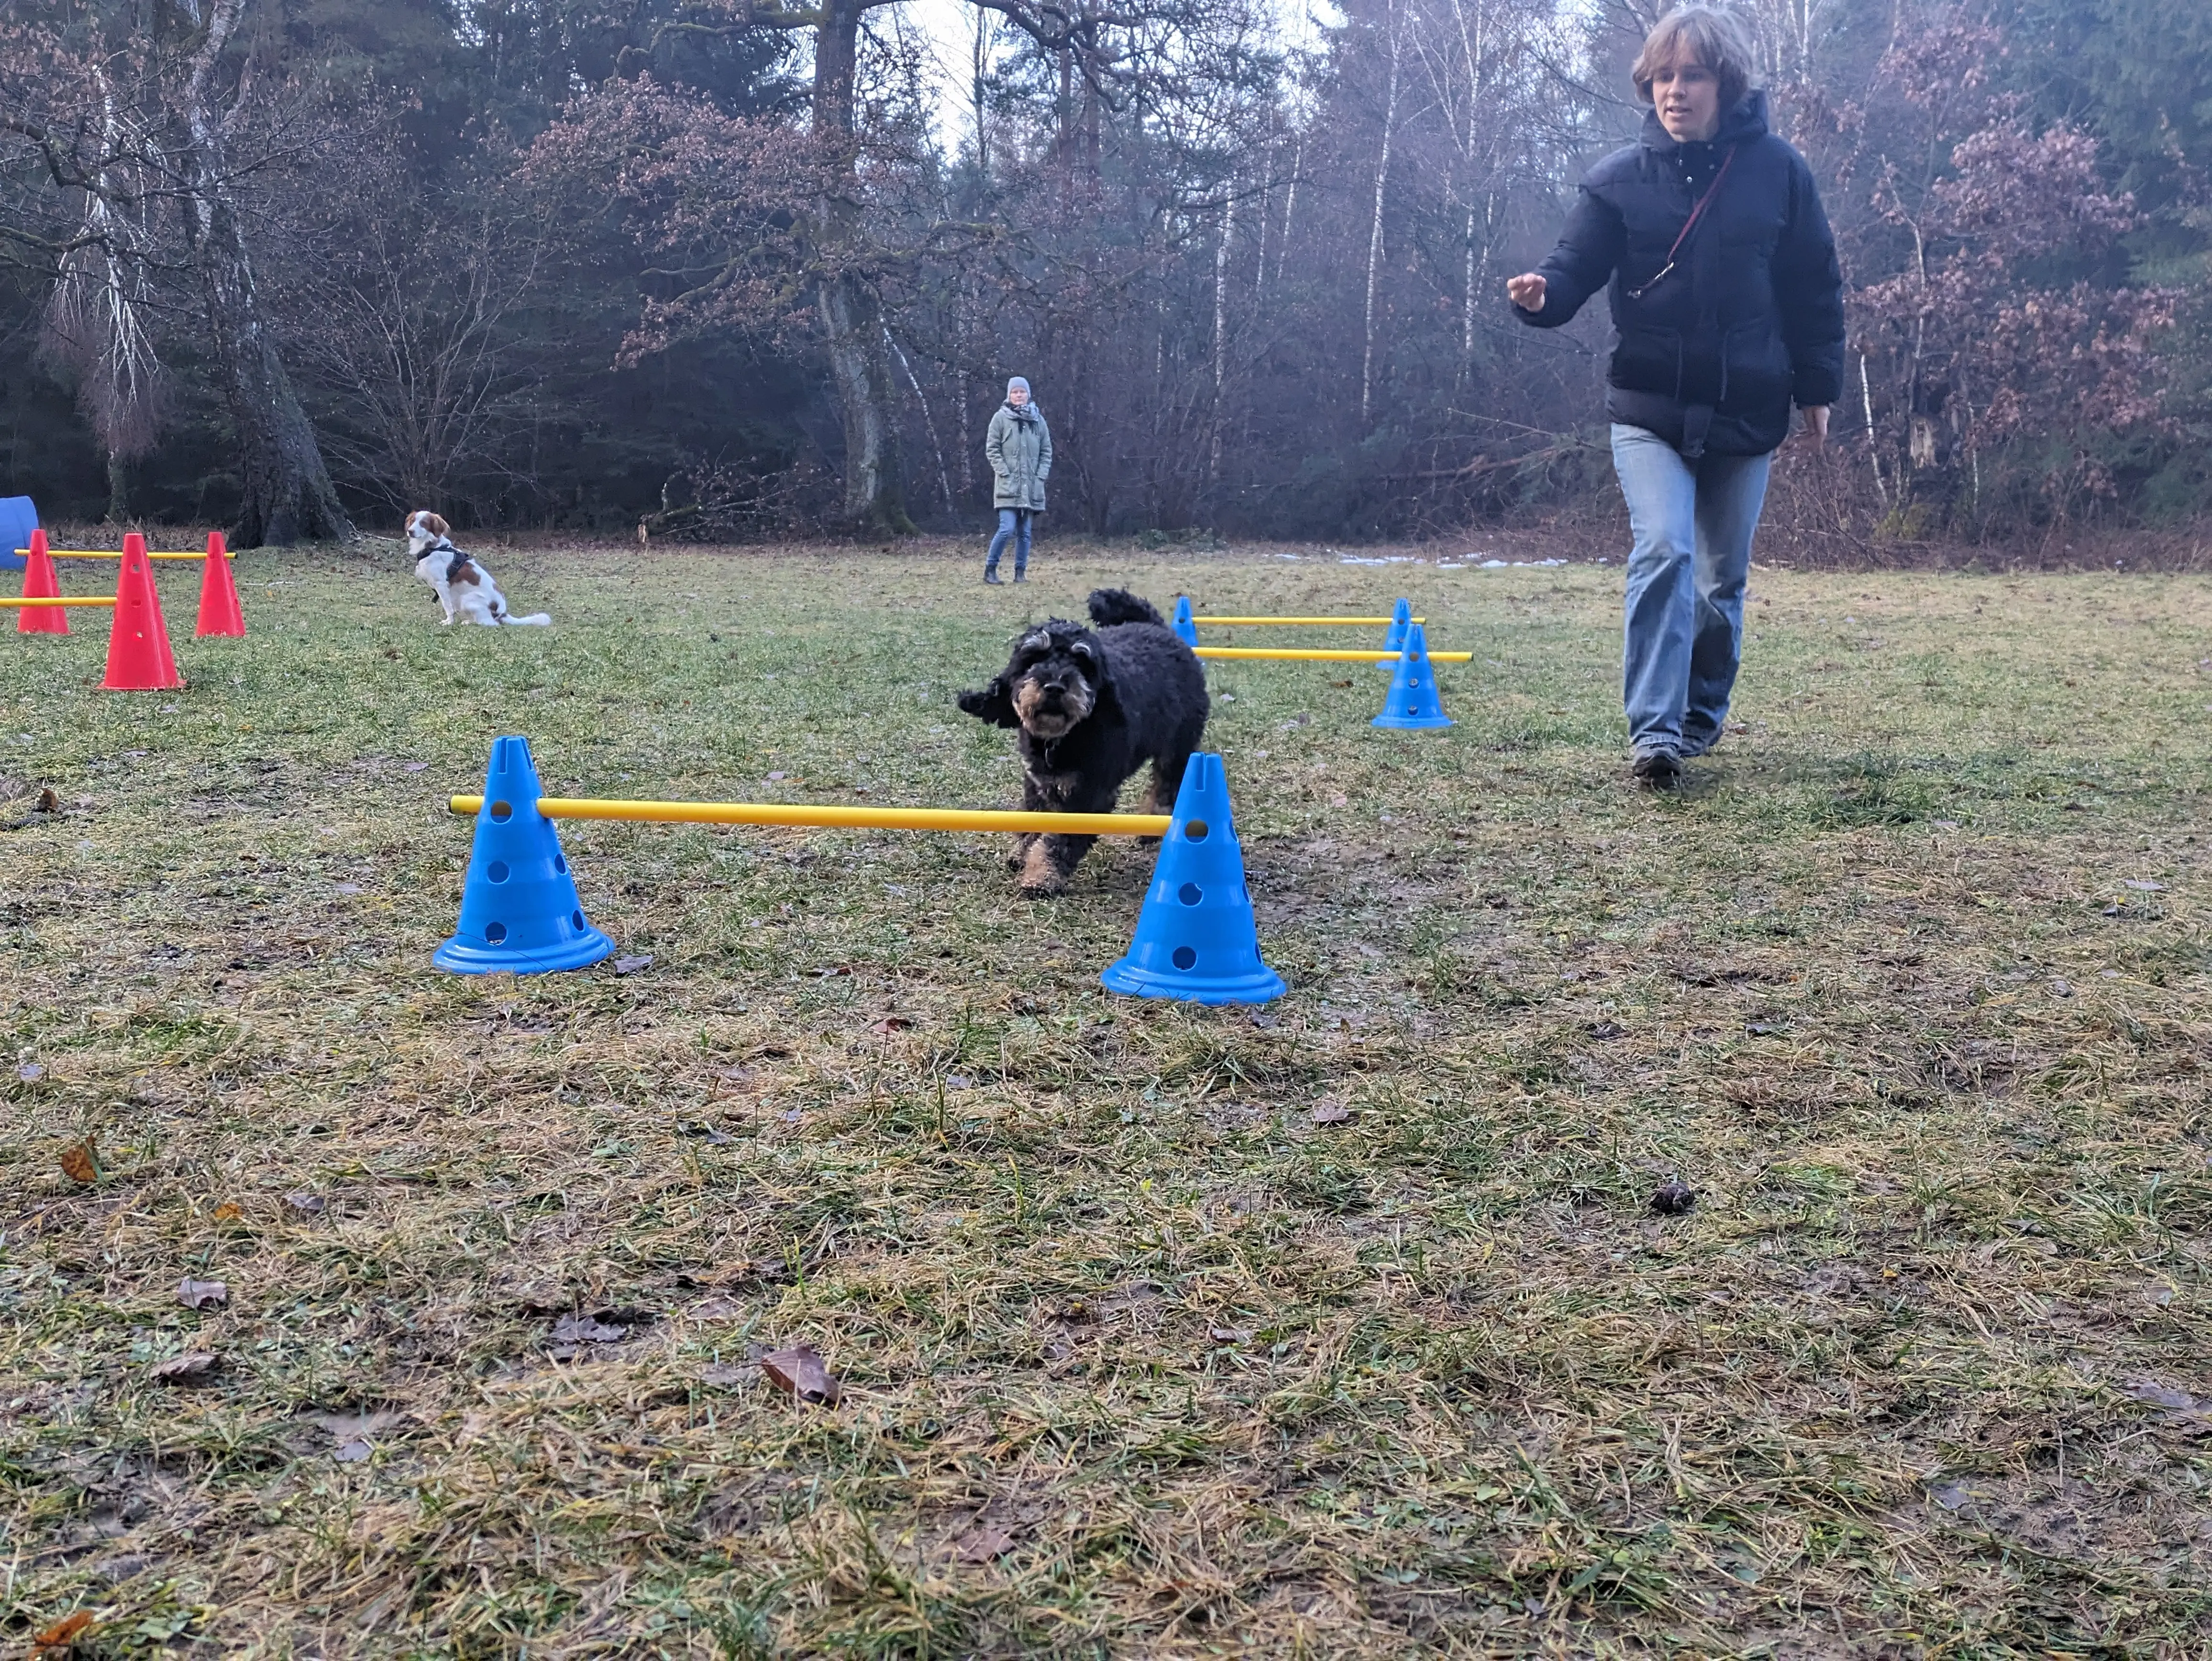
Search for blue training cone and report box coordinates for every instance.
[435,736,616,974]
[1101,753,1284,1006]
[1372,622,1454,731]
[1171,594,1198,647]
[1376,596,1412,669]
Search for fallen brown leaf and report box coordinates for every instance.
[211,1201,243,1222]
[1311,1099,1352,1125]
[34,786,59,814]
[1650,1180,1697,1216]
[954,1523,1016,1562]
[759,1342,842,1405]
[868,1015,912,1034]
[612,953,654,975]
[151,1351,220,1385]
[1208,1326,1254,1344]
[59,1134,100,1185]
[549,1312,629,1351]
[32,1610,96,1650]
[284,1191,328,1216]
[176,1277,229,1309]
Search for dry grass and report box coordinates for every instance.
[3,538,2210,1658]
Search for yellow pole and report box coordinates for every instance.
[0,597,117,607]
[1194,615,1424,626]
[1192,645,1471,663]
[448,795,1174,836]
[25,549,232,561]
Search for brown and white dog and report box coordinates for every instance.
[403,511,551,627]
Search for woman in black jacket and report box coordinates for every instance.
[1510,5,1844,786]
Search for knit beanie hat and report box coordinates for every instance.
[1006,376,1030,397]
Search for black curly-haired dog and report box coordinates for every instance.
[957,588,1208,897]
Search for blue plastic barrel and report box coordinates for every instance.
[0,497,37,573]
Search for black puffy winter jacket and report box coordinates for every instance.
[1515,91,1846,458]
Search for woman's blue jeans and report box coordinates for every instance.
[985,509,1033,578]
[1610,423,1773,757]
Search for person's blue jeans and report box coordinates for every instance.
[1610,423,1773,757]
[985,509,1033,578]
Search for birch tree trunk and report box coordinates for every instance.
[177,0,354,546]
[1210,182,1233,483]
[1360,10,1402,428]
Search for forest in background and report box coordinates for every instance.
[0,0,2205,550]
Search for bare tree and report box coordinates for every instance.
[282,184,546,518]
[172,0,353,544]
[37,65,164,522]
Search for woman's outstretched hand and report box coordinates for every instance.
[1506,272,1547,313]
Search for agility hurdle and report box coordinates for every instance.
[448,794,1171,836]
[1192,645,1471,663]
[1171,594,1428,660]
[439,737,1283,1002]
[1185,614,1462,731]
[27,549,235,562]
[1193,615,1424,626]
[13,529,243,651]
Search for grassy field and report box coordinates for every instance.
[2,537,2209,1658]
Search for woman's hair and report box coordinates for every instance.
[1631,6,1756,114]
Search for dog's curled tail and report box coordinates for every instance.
[501,612,553,627]
[1086,587,1163,628]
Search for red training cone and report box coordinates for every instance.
[194,529,244,637]
[103,532,182,691]
[18,528,66,635]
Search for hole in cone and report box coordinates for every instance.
[1172,946,1197,970]
[487,861,509,883]
[490,800,512,821]
[1178,883,1203,906]
[1184,819,1209,842]
[571,910,585,930]
[486,921,508,944]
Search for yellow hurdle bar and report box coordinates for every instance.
[448,795,1173,836]
[0,596,117,607]
[1195,615,1423,626]
[22,548,232,561]
[1193,645,1472,663]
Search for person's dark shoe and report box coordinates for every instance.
[1012,572,1028,583]
[984,571,1004,585]
[1679,727,1719,758]
[1631,747,1682,789]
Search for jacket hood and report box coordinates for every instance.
[1639,88,1770,154]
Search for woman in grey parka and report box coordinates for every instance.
[983,376,1051,584]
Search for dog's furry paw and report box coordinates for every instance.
[957,678,1019,727]
[1016,839,1068,897]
